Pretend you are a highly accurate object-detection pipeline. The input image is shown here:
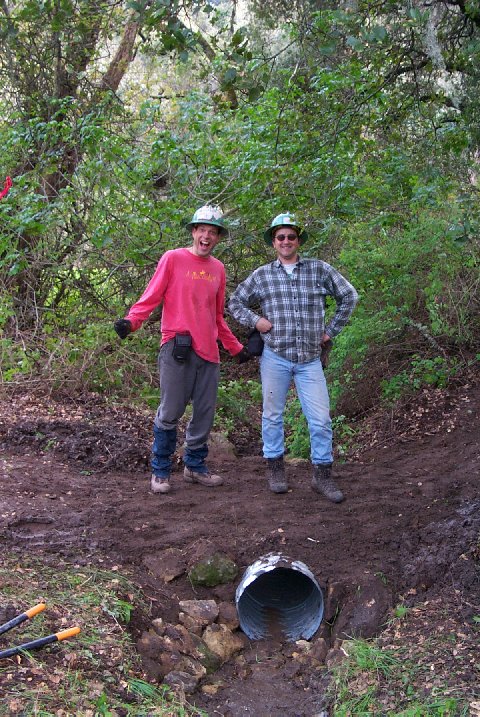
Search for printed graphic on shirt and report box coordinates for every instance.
[186,269,217,282]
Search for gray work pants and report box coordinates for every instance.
[154,339,220,451]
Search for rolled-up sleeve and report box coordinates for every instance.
[324,266,358,338]
[228,275,262,328]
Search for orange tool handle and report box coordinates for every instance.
[56,626,81,641]
[25,603,47,619]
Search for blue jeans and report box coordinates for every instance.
[260,347,333,464]
[151,425,177,478]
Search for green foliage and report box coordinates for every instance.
[283,392,356,460]
[215,379,262,437]
[0,336,40,382]
[284,396,310,459]
[329,636,467,716]
[329,639,399,715]
[393,604,411,620]
[381,356,455,404]
[1,0,479,428]
[101,598,135,624]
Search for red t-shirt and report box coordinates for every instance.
[125,248,243,363]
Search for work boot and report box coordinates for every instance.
[266,456,288,494]
[183,467,223,487]
[311,464,344,503]
[151,475,171,494]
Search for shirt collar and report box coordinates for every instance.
[273,256,304,268]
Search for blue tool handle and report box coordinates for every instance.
[0,626,80,659]
[0,603,46,636]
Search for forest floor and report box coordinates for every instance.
[0,370,479,716]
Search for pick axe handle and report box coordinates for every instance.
[0,626,80,659]
[0,603,46,636]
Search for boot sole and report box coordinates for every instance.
[151,480,171,494]
[184,469,223,487]
[311,480,344,503]
[269,483,289,494]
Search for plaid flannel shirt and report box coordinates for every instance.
[228,257,358,363]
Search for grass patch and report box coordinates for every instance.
[0,553,205,716]
[328,615,476,717]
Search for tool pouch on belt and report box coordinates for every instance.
[172,333,192,362]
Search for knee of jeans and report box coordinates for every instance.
[307,417,332,432]
[263,399,284,419]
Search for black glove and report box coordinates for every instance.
[236,346,252,364]
[114,318,132,340]
[247,328,264,356]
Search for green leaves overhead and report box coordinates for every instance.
[0,0,479,401]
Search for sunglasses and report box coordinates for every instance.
[274,233,299,241]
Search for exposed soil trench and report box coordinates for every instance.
[0,381,479,715]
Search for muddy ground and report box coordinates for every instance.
[0,375,479,716]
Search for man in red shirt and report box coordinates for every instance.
[114,206,249,494]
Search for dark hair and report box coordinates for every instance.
[192,223,221,234]
[272,226,299,239]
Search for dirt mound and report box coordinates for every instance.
[0,380,479,715]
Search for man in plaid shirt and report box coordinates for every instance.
[228,212,358,501]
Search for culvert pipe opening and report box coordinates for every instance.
[235,554,324,641]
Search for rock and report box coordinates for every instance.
[310,637,329,663]
[201,682,222,695]
[233,653,251,677]
[136,631,164,660]
[151,617,165,635]
[212,583,236,601]
[208,431,237,460]
[157,651,182,678]
[294,639,311,652]
[325,647,346,668]
[177,613,204,635]
[162,623,197,655]
[137,625,207,681]
[185,537,218,564]
[136,631,182,680]
[163,670,199,695]
[142,547,186,582]
[291,651,310,665]
[176,655,207,680]
[188,552,238,587]
[192,637,223,674]
[178,599,219,625]
[202,624,245,663]
[137,654,163,682]
[217,600,239,630]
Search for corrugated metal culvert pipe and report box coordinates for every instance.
[235,553,324,641]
